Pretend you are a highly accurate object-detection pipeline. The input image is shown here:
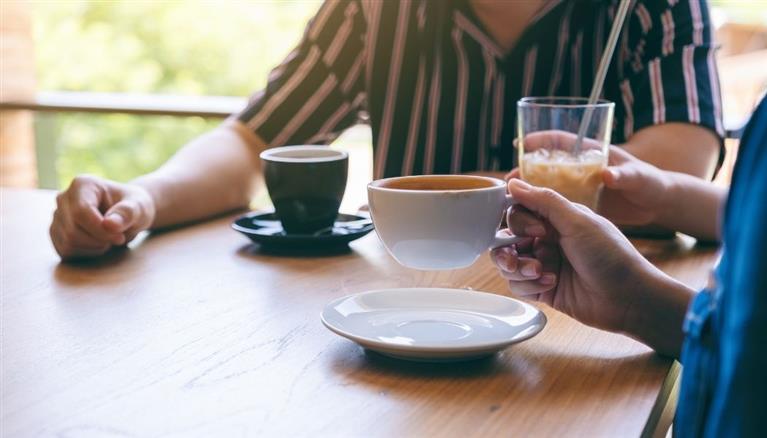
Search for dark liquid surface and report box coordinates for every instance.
[378,176,498,191]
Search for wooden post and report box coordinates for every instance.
[1,0,37,188]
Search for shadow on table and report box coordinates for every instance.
[52,246,136,287]
[54,245,130,267]
[235,242,354,259]
[327,340,669,407]
[325,342,509,380]
[632,233,719,261]
[360,349,501,377]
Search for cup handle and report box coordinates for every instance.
[492,230,524,249]
[491,194,522,249]
[505,194,517,209]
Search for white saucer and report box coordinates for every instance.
[321,288,546,362]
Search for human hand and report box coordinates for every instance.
[491,178,670,334]
[598,146,674,226]
[505,130,673,226]
[503,130,604,182]
[50,175,156,260]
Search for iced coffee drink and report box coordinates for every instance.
[520,149,607,210]
[517,97,614,209]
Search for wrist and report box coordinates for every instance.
[652,170,678,226]
[654,170,708,234]
[130,175,162,229]
[622,265,694,358]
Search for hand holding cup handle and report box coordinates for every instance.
[492,195,523,249]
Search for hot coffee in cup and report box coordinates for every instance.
[367,175,522,270]
[260,146,348,234]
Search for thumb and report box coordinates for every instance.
[602,167,622,188]
[507,179,590,236]
[603,146,641,189]
[102,200,140,234]
[603,163,641,191]
[504,167,521,181]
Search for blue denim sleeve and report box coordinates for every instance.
[706,287,767,437]
[705,174,767,436]
[677,288,718,437]
[676,97,767,437]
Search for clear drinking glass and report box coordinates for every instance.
[517,97,615,210]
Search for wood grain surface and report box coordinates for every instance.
[0,189,718,437]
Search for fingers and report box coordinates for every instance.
[504,168,520,181]
[63,176,126,242]
[71,223,112,249]
[499,259,542,281]
[602,162,643,191]
[500,243,557,299]
[533,243,561,291]
[51,175,127,260]
[602,167,620,188]
[51,175,155,261]
[65,196,125,245]
[50,218,111,260]
[506,205,546,238]
[505,275,557,298]
[66,175,103,210]
[492,246,543,281]
[507,179,592,237]
[491,246,517,274]
[492,216,561,303]
[102,199,142,234]
[519,131,572,151]
[510,245,558,295]
[603,147,663,193]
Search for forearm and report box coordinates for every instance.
[624,267,695,358]
[655,171,726,241]
[622,123,720,179]
[133,120,265,228]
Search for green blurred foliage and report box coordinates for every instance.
[51,114,218,184]
[31,0,321,187]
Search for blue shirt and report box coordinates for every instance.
[676,96,767,437]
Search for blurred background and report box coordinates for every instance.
[1,0,765,210]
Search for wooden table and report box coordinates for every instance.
[1,189,718,437]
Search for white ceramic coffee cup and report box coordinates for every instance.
[367,175,522,270]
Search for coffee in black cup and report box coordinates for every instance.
[260,146,348,234]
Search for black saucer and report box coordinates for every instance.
[232,210,374,248]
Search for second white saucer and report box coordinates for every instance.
[321,288,546,361]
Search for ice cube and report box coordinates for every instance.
[578,148,605,162]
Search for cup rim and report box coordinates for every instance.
[368,174,505,193]
[260,145,348,163]
[518,96,615,109]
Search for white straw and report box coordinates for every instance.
[573,0,632,154]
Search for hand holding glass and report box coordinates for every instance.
[517,97,614,210]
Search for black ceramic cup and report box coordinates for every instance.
[260,146,348,234]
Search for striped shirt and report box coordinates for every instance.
[238,0,724,179]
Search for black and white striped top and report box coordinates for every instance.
[238,0,724,179]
